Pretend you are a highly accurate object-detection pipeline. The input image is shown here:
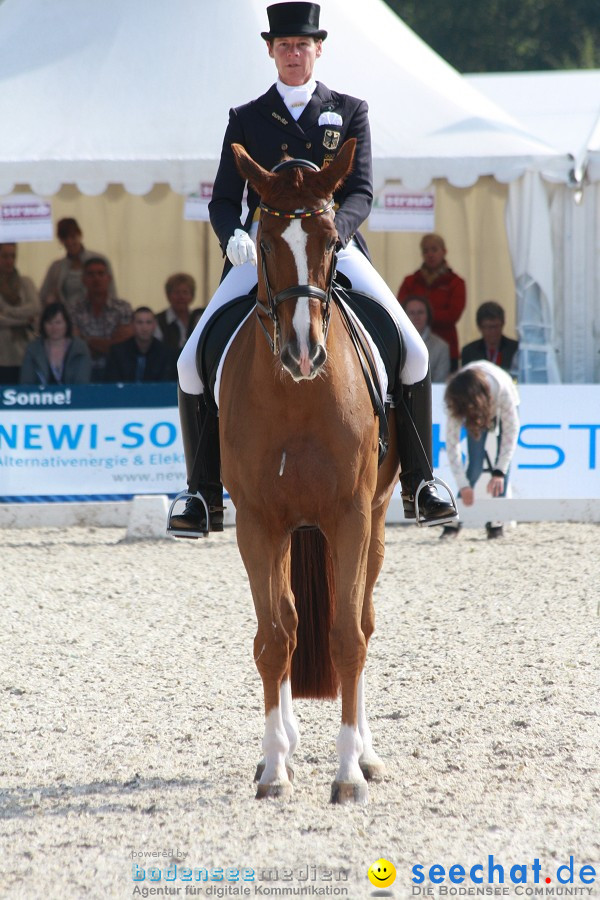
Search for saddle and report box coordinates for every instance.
[197,284,404,414]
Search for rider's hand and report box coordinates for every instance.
[226,229,257,267]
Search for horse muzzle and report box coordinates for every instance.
[281,339,327,381]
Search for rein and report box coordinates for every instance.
[255,159,336,355]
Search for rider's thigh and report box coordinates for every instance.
[177,261,259,394]
[337,242,428,385]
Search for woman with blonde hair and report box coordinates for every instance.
[155,273,202,357]
[441,360,519,539]
[398,232,466,371]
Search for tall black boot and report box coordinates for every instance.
[167,388,224,537]
[397,369,458,526]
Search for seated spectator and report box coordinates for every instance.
[71,257,133,382]
[39,217,117,314]
[402,295,450,383]
[105,307,177,383]
[20,302,91,385]
[0,243,40,384]
[440,360,520,541]
[397,233,466,371]
[154,273,203,357]
[461,300,519,373]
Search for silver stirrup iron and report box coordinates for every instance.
[414,477,459,528]
[166,490,210,539]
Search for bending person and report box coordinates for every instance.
[441,361,520,540]
[171,1,457,535]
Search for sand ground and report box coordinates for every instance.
[1,522,599,900]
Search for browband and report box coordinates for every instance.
[271,158,320,174]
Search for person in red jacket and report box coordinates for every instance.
[397,233,466,371]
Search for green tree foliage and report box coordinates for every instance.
[385,0,600,72]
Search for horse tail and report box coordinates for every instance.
[290,528,340,700]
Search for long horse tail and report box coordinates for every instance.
[290,528,340,700]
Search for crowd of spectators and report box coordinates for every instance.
[2,222,521,390]
[0,218,204,387]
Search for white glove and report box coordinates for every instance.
[226,228,257,267]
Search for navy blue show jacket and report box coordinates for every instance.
[208,82,373,261]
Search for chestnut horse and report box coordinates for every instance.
[218,139,399,804]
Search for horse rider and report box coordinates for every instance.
[170,1,458,535]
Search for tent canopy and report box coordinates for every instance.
[467,69,600,181]
[0,0,570,196]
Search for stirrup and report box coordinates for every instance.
[414,477,459,528]
[166,490,210,539]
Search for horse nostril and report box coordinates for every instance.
[311,344,327,370]
[280,346,295,370]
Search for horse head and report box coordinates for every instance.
[232,139,356,381]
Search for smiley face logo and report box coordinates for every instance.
[368,858,397,888]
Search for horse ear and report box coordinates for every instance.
[231,143,274,196]
[308,138,357,197]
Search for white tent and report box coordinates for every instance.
[0,0,573,376]
[468,70,600,382]
[0,0,569,194]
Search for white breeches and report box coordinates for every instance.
[178,227,429,394]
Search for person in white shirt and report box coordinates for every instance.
[441,360,520,539]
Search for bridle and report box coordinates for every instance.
[255,158,337,355]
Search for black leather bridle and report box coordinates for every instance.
[255,158,336,355]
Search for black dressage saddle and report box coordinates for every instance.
[197,284,405,411]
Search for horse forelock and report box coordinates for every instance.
[262,166,327,212]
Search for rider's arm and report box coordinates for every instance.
[208,108,248,255]
[332,98,374,248]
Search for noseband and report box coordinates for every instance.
[256,158,336,355]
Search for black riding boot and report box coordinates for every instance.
[168,388,224,537]
[397,370,458,526]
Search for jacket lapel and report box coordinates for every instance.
[297,82,338,132]
[257,84,308,139]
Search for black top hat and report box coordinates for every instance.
[261,2,328,42]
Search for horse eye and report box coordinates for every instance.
[260,240,271,255]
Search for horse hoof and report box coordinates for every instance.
[255,780,293,800]
[359,757,386,781]
[254,761,294,783]
[330,780,368,805]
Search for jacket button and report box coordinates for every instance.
[281,143,288,151]
[306,142,312,149]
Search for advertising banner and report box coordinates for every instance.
[0,194,53,242]
[369,187,435,232]
[0,383,598,501]
[0,384,184,501]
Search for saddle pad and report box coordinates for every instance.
[196,294,254,406]
[339,289,404,399]
[197,289,403,409]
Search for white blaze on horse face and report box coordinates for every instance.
[281,219,312,377]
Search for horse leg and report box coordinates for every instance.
[358,501,388,781]
[326,508,371,805]
[236,516,297,799]
[254,675,299,784]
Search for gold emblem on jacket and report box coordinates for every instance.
[323,129,340,150]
